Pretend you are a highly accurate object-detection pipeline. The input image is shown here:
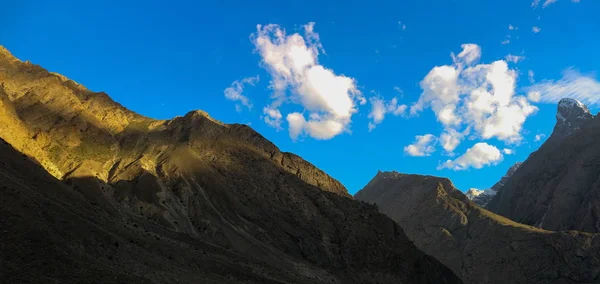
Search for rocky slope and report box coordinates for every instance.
[466,162,521,207]
[0,46,460,283]
[355,171,600,284]
[486,98,600,232]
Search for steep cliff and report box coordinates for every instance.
[487,98,600,232]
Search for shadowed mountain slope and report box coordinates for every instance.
[487,98,600,232]
[356,171,600,284]
[0,46,460,283]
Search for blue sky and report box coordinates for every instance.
[2,0,599,194]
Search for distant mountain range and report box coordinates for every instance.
[355,171,600,284]
[0,46,460,283]
[465,162,522,207]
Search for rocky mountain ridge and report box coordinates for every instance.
[356,171,600,284]
[0,46,460,283]
[487,98,600,232]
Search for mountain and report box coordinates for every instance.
[486,98,600,232]
[464,188,484,200]
[355,171,600,284]
[465,162,521,207]
[0,46,461,283]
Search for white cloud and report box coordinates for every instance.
[438,143,503,170]
[224,76,259,111]
[532,26,542,33]
[411,44,538,154]
[440,129,464,153]
[543,0,558,8]
[287,112,306,140]
[532,0,541,8]
[367,95,407,131]
[528,70,535,83]
[393,86,404,96]
[503,148,514,155]
[452,43,482,66]
[509,24,518,31]
[501,39,511,45]
[505,54,525,64]
[534,133,547,142]
[528,91,541,102]
[526,69,600,106]
[404,134,437,157]
[252,23,364,140]
[263,106,283,129]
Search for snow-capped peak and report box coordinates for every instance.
[554,98,594,137]
[465,188,484,199]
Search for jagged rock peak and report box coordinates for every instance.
[555,98,593,136]
[490,161,522,192]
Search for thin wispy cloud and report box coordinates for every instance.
[532,26,542,33]
[224,76,260,111]
[526,69,600,106]
[367,93,407,131]
[543,0,558,8]
[534,133,547,142]
[505,54,525,64]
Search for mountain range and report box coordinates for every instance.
[3,43,600,284]
[0,46,460,283]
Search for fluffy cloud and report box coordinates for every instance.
[505,54,525,64]
[440,129,464,153]
[526,69,600,106]
[410,44,538,155]
[438,143,503,170]
[368,95,407,131]
[404,134,437,157]
[224,76,259,111]
[502,148,514,155]
[252,23,364,140]
[532,26,542,33]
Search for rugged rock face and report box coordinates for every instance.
[355,171,600,284]
[487,98,600,232]
[466,162,521,207]
[0,46,460,283]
